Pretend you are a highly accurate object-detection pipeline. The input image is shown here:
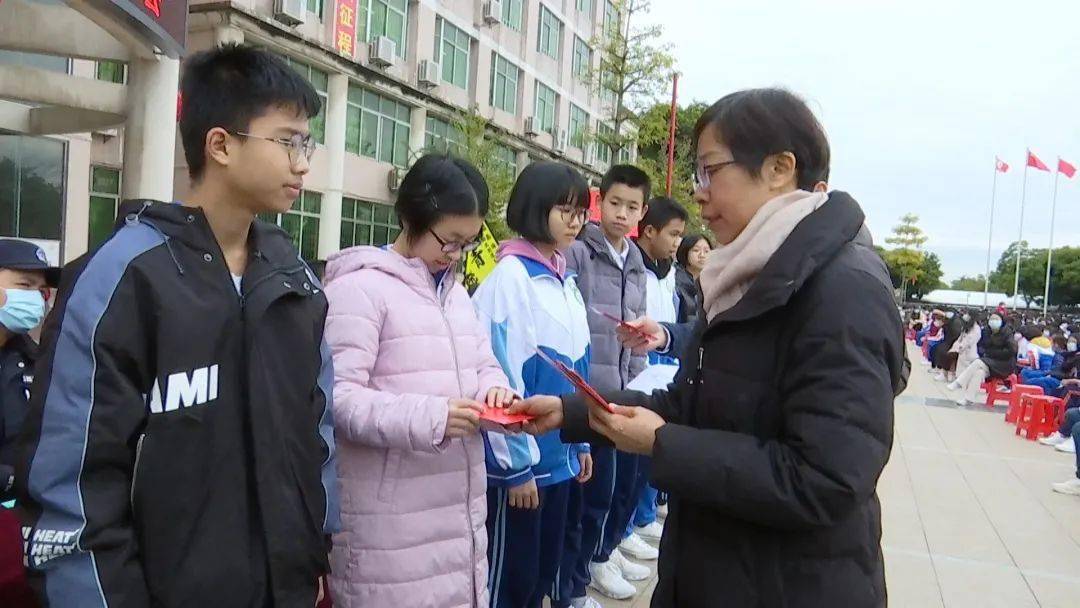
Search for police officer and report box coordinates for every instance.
[0,239,57,606]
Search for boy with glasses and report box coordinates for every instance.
[15,44,338,606]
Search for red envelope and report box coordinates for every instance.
[479,406,535,426]
[590,306,657,342]
[535,348,615,413]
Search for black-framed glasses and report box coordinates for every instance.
[555,205,590,226]
[693,159,739,190]
[233,131,316,166]
[429,228,480,254]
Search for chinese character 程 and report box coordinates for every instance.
[337,32,353,55]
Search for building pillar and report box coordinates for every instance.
[516,149,530,175]
[409,105,427,159]
[121,55,179,201]
[317,72,349,260]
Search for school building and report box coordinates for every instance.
[0,0,633,266]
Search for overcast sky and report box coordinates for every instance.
[647,0,1080,281]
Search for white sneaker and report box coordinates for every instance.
[618,532,659,560]
[656,502,668,521]
[635,521,664,543]
[1056,437,1076,453]
[588,559,636,600]
[609,547,650,582]
[954,397,968,407]
[933,372,946,382]
[1052,479,1080,496]
[920,360,932,366]
[947,381,961,391]
[1040,432,1069,446]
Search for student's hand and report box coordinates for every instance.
[617,317,667,355]
[315,575,325,606]
[1063,379,1080,387]
[446,398,484,438]
[485,386,517,409]
[586,402,666,455]
[508,478,539,509]
[576,452,593,483]
[509,395,564,434]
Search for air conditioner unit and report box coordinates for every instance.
[418,60,440,88]
[482,0,503,25]
[387,167,405,192]
[524,117,539,137]
[369,36,397,68]
[274,0,306,26]
[553,129,568,155]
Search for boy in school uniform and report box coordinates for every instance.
[559,165,652,604]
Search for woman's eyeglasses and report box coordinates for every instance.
[555,205,590,226]
[693,159,739,190]
[429,229,481,254]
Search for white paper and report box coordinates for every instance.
[627,364,679,393]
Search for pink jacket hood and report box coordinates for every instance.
[497,238,567,280]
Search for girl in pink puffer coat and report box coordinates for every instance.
[323,155,514,608]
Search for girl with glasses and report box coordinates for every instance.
[322,153,515,608]
[471,162,595,608]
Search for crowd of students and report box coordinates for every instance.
[0,44,908,608]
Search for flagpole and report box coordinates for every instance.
[983,161,1000,308]
[1013,153,1030,310]
[1043,165,1061,316]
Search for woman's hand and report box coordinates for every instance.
[617,316,668,355]
[587,402,666,455]
[445,398,484,438]
[508,395,564,434]
[576,452,593,483]
[508,478,539,509]
[485,386,517,409]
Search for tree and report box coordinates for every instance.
[591,0,676,163]
[910,252,946,299]
[634,101,708,232]
[987,241,1046,306]
[950,275,987,291]
[884,214,929,300]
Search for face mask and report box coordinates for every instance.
[933,320,943,328]
[1070,342,1078,352]
[1044,330,1052,338]
[989,319,1003,331]
[1062,324,1069,331]
[946,312,955,319]
[962,314,971,322]
[1014,333,1023,341]
[0,289,44,334]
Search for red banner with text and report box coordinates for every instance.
[333,0,358,58]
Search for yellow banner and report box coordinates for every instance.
[462,222,499,293]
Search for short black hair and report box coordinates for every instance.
[395,153,489,241]
[676,233,713,268]
[179,44,322,180]
[506,162,590,244]
[639,197,689,233]
[600,164,651,202]
[693,88,830,191]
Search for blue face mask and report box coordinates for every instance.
[0,289,45,333]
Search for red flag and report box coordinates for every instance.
[1059,158,1077,179]
[1027,150,1050,172]
[995,157,1009,173]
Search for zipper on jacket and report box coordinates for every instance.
[692,346,705,385]
[130,433,146,511]
[435,281,478,607]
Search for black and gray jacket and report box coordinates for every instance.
[15,200,339,607]
[565,222,647,392]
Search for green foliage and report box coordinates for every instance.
[634,101,708,232]
[876,214,943,300]
[987,241,1080,307]
[950,275,988,291]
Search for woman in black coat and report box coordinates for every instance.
[673,234,712,324]
[949,311,1017,406]
[511,89,904,608]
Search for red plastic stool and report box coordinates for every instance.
[984,374,1019,409]
[1005,384,1044,423]
[1016,394,1065,440]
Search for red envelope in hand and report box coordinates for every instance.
[590,306,657,342]
[479,406,534,426]
[535,348,615,413]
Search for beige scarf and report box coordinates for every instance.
[701,189,829,322]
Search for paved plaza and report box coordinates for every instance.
[585,343,1080,607]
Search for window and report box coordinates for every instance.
[597,123,614,165]
[577,0,593,13]
[307,0,323,18]
[537,6,562,59]
[89,166,121,248]
[0,50,68,74]
[619,144,634,163]
[572,37,591,82]
[604,0,619,38]
[0,135,65,241]
[340,198,401,249]
[345,86,412,167]
[358,0,408,57]
[569,105,589,149]
[425,117,464,154]
[260,191,322,261]
[600,68,617,105]
[494,144,517,176]
[278,56,329,144]
[501,0,523,31]
[534,82,558,135]
[435,18,470,89]
[95,60,126,84]
[489,53,519,114]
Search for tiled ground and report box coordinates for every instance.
[585,343,1080,607]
